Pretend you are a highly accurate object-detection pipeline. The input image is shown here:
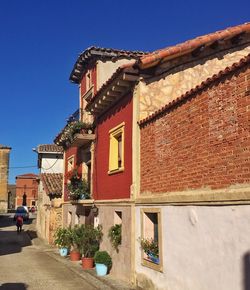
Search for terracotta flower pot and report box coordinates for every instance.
[70,250,81,261]
[82,257,94,269]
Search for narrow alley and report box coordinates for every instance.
[0,214,98,290]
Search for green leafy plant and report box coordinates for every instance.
[139,237,159,258]
[55,121,93,147]
[66,169,90,200]
[76,224,103,257]
[69,225,83,252]
[108,224,122,252]
[94,250,112,269]
[54,227,71,248]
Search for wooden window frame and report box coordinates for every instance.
[140,208,163,272]
[108,122,125,175]
[67,155,74,172]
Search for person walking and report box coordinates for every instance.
[16,215,23,233]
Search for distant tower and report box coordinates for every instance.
[0,145,11,213]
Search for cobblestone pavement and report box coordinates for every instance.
[0,214,134,290]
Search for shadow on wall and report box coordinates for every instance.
[0,283,27,290]
[244,252,250,290]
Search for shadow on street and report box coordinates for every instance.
[0,283,27,290]
[0,230,32,256]
[0,215,35,228]
[0,214,37,256]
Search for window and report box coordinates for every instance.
[67,156,74,172]
[140,208,163,272]
[114,211,122,225]
[108,123,125,174]
[86,70,92,90]
[67,211,72,226]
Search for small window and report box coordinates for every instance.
[67,211,72,226]
[108,123,125,174]
[140,208,163,272]
[67,156,74,172]
[86,70,92,90]
[114,211,122,225]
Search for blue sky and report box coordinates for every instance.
[0,0,249,184]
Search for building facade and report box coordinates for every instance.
[52,23,250,289]
[86,23,250,289]
[0,145,11,213]
[34,144,64,244]
[15,173,38,208]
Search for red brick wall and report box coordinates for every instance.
[140,65,250,194]
[93,93,133,200]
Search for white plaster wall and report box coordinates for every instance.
[135,205,250,290]
[97,59,134,90]
[40,154,63,173]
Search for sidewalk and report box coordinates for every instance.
[25,220,135,290]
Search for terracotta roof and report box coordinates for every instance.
[40,173,63,196]
[70,46,146,84]
[37,144,63,153]
[86,23,250,115]
[16,173,38,179]
[139,53,250,126]
[136,22,250,69]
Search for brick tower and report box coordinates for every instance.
[0,145,11,213]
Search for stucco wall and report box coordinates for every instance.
[135,205,250,290]
[97,59,135,90]
[139,43,250,120]
[40,154,63,174]
[36,184,50,242]
[93,93,133,200]
[98,205,132,283]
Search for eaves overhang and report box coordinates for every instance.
[85,65,140,116]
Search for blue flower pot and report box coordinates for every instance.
[95,263,108,276]
[148,253,159,264]
[59,247,68,257]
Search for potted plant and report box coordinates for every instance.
[94,250,112,276]
[139,237,159,264]
[76,224,103,269]
[69,225,82,261]
[54,227,71,257]
[108,224,122,252]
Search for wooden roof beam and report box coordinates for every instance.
[123,73,138,82]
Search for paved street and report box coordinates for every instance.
[0,214,97,290]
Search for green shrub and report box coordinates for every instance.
[77,224,103,257]
[54,227,71,248]
[108,224,122,252]
[94,250,112,268]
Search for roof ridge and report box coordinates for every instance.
[137,22,250,69]
[70,46,146,84]
[139,53,250,126]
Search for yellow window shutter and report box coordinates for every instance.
[109,136,118,171]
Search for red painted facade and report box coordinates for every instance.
[80,65,97,96]
[15,174,38,208]
[93,93,133,200]
[64,146,83,201]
